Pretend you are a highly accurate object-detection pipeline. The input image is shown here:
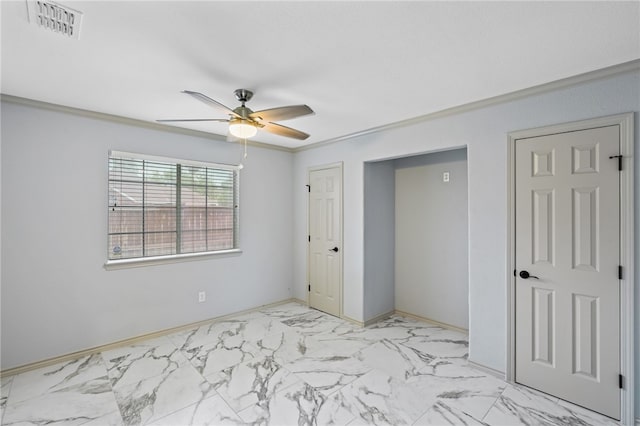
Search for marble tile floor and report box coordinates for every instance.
[0,302,619,426]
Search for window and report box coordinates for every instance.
[107,151,239,263]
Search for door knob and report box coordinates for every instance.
[519,270,539,279]
[329,247,339,252]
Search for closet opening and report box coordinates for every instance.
[363,147,469,330]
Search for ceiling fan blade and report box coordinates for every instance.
[157,118,229,123]
[262,122,310,140]
[249,105,314,122]
[182,90,242,118]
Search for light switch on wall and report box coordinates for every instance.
[443,172,450,182]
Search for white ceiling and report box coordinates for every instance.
[2,1,639,149]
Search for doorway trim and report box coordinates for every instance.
[506,113,634,423]
[306,162,344,318]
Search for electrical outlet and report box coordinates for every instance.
[198,291,206,303]
[443,171,450,182]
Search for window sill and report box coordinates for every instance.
[104,249,242,270]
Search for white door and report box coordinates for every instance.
[308,165,342,317]
[515,125,620,419]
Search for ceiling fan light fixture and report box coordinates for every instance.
[229,119,257,139]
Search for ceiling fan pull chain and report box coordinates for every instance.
[244,137,248,160]
[238,137,249,169]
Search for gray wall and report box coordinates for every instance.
[291,69,639,416]
[363,160,395,321]
[0,101,294,370]
[395,149,469,330]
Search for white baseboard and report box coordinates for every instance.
[363,310,395,327]
[1,298,299,377]
[341,315,364,327]
[290,297,308,306]
[467,359,506,380]
[394,309,469,334]
[341,310,394,327]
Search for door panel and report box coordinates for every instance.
[572,187,598,270]
[572,293,598,379]
[532,286,554,366]
[532,189,554,265]
[515,125,619,419]
[309,166,342,317]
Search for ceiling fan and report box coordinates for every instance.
[158,89,314,140]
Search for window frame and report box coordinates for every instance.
[104,150,241,270]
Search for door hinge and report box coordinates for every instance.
[308,235,311,242]
[609,155,622,171]
[618,265,623,280]
[619,374,624,389]
[308,284,311,292]
[305,184,310,192]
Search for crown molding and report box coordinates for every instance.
[293,58,640,153]
[0,94,294,153]
[3,59,638,155]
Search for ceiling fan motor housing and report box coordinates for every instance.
[234,89,253,104]
[233,105,255,121]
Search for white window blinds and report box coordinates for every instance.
[108,151,239,261]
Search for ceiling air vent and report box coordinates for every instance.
[26,0,83,39]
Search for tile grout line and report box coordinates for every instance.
[1,378,14,426]
[97,351,125,425]
[480,384,507,422]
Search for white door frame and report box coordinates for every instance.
[306,162,344,318]
[506,113,634,423]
